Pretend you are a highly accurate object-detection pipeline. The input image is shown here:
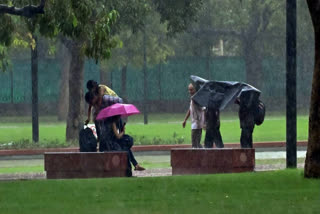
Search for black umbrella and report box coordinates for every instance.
[190,75,261,110]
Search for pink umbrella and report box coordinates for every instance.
[96,103,140,120]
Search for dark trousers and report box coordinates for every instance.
[125,149,138,167]
[191,129,202,148]
[240,126,254,148]
[204,125,224,148]
[122,149,139,177]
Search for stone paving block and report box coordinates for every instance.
[44,152,128,179]
[171,148,255,175]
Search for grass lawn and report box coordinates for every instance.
[0,170,319,214]
[0,113,308,147]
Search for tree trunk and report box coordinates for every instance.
[121,64,128,102]
[66,41,85,141]
[143,28,148,124]
[305,0,320,178]
[31,35,39,143]
[57,44,70,121]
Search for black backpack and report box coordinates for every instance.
[254,100,266,126]
[79,127,97,152]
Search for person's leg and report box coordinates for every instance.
[97,121,106,152]
[126,152,132,177]
[94,120,101,142]
[247,126,254,148]
[214,130,224,148]
[98,120,113,151]
[240,127,253,148]
[204,126,214,148]
[192,129,202,148]
[213,123,224,148]
[127,149,138,166]
[191,129,197,148]
[126,149,145,170]
[197,129,203,148]
[240,128,247,148]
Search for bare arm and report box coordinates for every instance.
[182,109,190,128]
[97,96,103,109]
[85,105,92,125]
[99,87,106,96]
[112,122,125,139]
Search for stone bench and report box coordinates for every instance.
[171,148,255,175]
[44,152,128,179]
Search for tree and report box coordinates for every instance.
[41,0,120,141]
[0,2,45,142]
[304,0,320,178]
[102,0,201,124]
[1,0,121,141]
[0,10,15,71]
[1,0,204,141]
[105,12,173,101]
[56,41,70,121]
[175,0,284,88]
[0,0,45,17]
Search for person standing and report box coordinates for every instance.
[85,80,118,125]
[235,92,259,148]
[204,105,224,148]
[182,83,205,148]
[84,92,123,147]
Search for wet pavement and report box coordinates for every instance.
[0,149,306,180]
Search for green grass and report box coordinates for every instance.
[0,170,319,214]
[0,113,309,147]
[0,166,44,174]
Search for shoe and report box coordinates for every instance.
[134,165,145,171]
[126,169,132,177]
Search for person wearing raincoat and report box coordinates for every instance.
[235,92,259,148]
[204,101,224,148]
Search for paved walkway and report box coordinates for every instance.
[0,142,307,181]
[0,163,305,181]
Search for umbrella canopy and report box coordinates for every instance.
[190,75,261,110]
[96,103,140,120]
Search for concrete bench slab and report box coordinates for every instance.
[44,152,128,179]
[171,148,255,175]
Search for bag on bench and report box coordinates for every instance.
[79,127,97,152]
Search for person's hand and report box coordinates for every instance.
[84,119,89,125]
[202,123,206,130]
[182,120,186,128]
